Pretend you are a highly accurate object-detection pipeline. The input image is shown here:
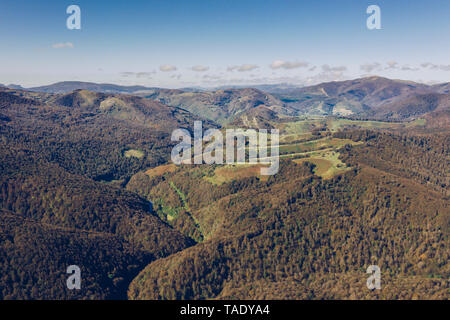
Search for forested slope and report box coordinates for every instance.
[0,86,448,300]
[127,157,448,299]
[0,89,197,299]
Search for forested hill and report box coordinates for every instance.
[0,88,202,299]
[128,155,448,299]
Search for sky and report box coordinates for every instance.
[0,0,449,88]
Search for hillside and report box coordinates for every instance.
[0,88,206,299]
[0,150,194,299]
[0,88,216,181]
[0,210,150,299]
[127,137,448,299]
[432,82,450,94]
[367,93,450,121]
[125,126,448,300]
[144,77,448,124]
[141,88,292,124]
[274,77,440,117]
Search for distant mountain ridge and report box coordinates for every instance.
[0,84,24,90]
[9,77,449,95]
[266,77,449,123]
[29,81,159,94]
[4,77,449,125]
[274,76,430,113]
[140,87,292,124]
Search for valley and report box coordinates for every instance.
[0,77,448,300]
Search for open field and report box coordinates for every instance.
[124,149,145,159]
[405,118,427,128]
[293,151,350,179]
[204,164,268,185]
[326,118,404,131]
[283,118,327,134]
[280,117,427,135]
[279,136,361,155]
[201,134,359,181]
[144,163,177,178]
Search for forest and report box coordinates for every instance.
[0,86,448,299]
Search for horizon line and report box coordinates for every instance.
[1,75,448,91]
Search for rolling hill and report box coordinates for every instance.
[141,87,293,124]
[127,133,448,299]
[0,87,217,181]
[0,88,208,299]
[273,77,432,115]
[18,78,450,125]
[368,92,450,121]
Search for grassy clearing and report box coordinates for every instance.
[283,119,327,134]
[279,136,361,155]
[293,151,350,179]
[282,117,407,135]
[204,164,268,185]
[279,133,314,144]
[144,163,177,178]
[124,149,145,159]
[326,119,403,131]
[405,118,427,128]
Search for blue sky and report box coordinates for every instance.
[0,0,449,87]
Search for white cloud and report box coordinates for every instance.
[136,71,155,78]
[360,62,382,73]
[52,42,74,49]
[321,64,347,72]
[120,72,134,77]
[191,65,209,72]
[421,62,450,71]
[421,62,433,68]
[227,64,259,72]
[303,65,348,84]
[386,61,420,71]
[120,71,155,78]
[270,60,309,70]
[385,61,399,69]
[203,74,222,80]
[159,64,177,72]
[401,65,419,71]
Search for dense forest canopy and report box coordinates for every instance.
[0,83,448,300]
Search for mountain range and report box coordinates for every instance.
[10,77,447,126]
